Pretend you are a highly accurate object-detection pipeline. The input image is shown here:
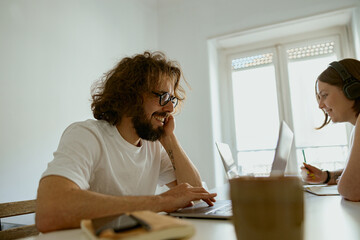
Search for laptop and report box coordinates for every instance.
[169,121,294,220]
[216,121,294,179]
[215,142,239,179]
[269,121,294,177]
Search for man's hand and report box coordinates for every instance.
[161,114,175,138]
[158,183,217,213]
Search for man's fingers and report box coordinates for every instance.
[187,187,217,195]
[187,192,217,202]
[194,192,217,198]
[202,198,214,206]
[187,186,207,191]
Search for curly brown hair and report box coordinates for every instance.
[316,58,360,129]
[91,51,187,125]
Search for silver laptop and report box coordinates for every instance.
[216,121,293,179]
[269,121,294,176]
[215,142,239,179]
[169,121,294,220]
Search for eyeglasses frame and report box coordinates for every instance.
[151,91,178,108]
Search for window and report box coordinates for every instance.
[224,34,352,176]
[231,53,280,175]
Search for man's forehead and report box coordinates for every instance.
[155,76,175,92]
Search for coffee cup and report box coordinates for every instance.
[229,176,304,240]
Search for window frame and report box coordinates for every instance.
[218,26,355,175]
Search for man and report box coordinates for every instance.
[35,51,216,233]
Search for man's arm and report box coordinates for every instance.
[161,133,202,187]
[160,115,202,187]
[36,175,216,233]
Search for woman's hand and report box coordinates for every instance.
[301,163,328,184]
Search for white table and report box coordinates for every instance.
[22,188,360,240]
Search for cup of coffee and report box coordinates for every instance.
[229,176,304,240]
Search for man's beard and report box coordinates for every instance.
[132,109,165,142]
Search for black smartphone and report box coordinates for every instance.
[92,214,143,236]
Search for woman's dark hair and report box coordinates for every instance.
[316,58,360,129]
[91,51,187,125]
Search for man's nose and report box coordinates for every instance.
[163,101,174,112]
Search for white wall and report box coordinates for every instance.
[157,0,360,189]
[352,6,360,59]
[0,0,158,223]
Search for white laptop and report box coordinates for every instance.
[216,121,294,179]
[169,121,294,220]
[215,142,239,179]
[269,121,294,177]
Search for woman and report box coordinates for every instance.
[301,58,360,201]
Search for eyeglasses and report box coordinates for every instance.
[152,91,178,107]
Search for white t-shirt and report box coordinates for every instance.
[41,119,176,196]
[346,126,356,165]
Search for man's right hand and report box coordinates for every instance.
[158,183,217,213]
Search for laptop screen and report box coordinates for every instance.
[270,121,294,176]
[215,142,239,179]
[217,121,294,178]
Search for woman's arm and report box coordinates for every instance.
[337,115,360,201]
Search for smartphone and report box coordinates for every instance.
[92,214,142,236]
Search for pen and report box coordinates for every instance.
[302,149,307,163]
[302,149,315,179]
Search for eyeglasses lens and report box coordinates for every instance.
[160,93,170,106]
[160,93,178,107]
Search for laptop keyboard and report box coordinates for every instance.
[169,200,233,219]
[212,204,232,215]
[178,202,232,215]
